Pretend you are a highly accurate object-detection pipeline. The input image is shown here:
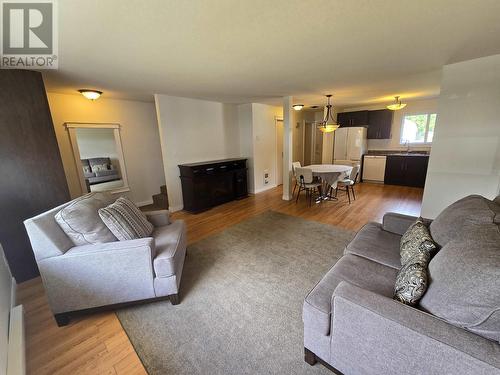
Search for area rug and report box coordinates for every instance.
[117,211,355,374]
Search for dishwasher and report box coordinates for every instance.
[362,155,387,182]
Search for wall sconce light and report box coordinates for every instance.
[78,89,102,100]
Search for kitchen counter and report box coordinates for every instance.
[366,150,430,156]
[386,153,429,157]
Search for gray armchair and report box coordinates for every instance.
[24,203,186,326]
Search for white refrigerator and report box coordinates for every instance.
[333,127,367,166]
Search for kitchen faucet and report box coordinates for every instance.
[405,140,410,153]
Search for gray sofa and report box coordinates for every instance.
[303,195,500,375]
[81,157,120,185]
[24,198,187,326]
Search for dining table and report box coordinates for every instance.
[302,164,353,201]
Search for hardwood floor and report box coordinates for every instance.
[17,183,423,375]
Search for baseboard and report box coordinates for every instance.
[168,205,183,213]
[7,305,25,375]
[136,199,154,207]
[253,184,277,194]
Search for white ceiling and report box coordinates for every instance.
[43,0,500,107]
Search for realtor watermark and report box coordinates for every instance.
[1,0,58,69]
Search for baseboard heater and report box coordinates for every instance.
[1,248,26,375]
[7,292,25,375]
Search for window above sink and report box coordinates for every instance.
[400,113,437,145]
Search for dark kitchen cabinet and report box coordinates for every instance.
[179,158,248,213]
[367,109,393,139]
[337,110,369,127]
[384,155,429,188]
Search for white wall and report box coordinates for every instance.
[251,103,283,192]
[341,98,438,151]
[48,93,165,206]
[237,104,255,193]
[155,95,240,211]
[421,55,500,218]
[76,128,119,169]
[236,103,283,193]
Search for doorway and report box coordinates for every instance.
[276,119,284,185]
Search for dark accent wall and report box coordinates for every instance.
[0,70,70,282]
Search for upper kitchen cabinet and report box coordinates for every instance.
[337,110,369,127]
[367,109,393,139]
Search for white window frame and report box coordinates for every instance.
[400,113,437,145]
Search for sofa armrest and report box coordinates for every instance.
[37,238,157,313]
[145,210,170,227]
[330,282,500,374]
[382,212,418,235]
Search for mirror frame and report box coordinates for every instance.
[65,122,130,195]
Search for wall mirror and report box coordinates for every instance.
[66,123,130,195]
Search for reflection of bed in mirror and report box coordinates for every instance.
[66,123,130,195]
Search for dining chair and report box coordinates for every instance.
[336,164,360,204]
[292,161,301,198]
[295,167,322,206]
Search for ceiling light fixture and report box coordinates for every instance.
[315,95,339,133]
[78,89,102,100]
[387,95,406,111]
[292,104,304,111]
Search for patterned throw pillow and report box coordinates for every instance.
[394,249,431,305]
[400,218,437,265]
[92,164,109,172]
[99,197,154,241]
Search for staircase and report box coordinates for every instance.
[153,185,169,209]
[141,185,168,211]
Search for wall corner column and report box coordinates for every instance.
[282,96,293,200]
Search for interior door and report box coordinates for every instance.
[276,119,283,185]
[313,127,323,164]
[304,122,313,165]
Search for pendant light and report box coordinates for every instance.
[316,95,339,133]
[78,89,102,100]
[387,96,406,111]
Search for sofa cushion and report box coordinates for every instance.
[400,218,437,265]
[55,192,117,246]
[344,222,401,269]
[429,195,498,247]
[94,169,118,178]
[419,227,500,342]
[394,248,431,306]
[99,197,154,241]
[81,159,91,173]
[303,254,398,335]
[153,220,187,278]
[88,157,112,172]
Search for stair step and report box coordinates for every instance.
[160,185,167,195]
[152,193,168,209]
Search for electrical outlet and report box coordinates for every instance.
[264,169,269,185]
